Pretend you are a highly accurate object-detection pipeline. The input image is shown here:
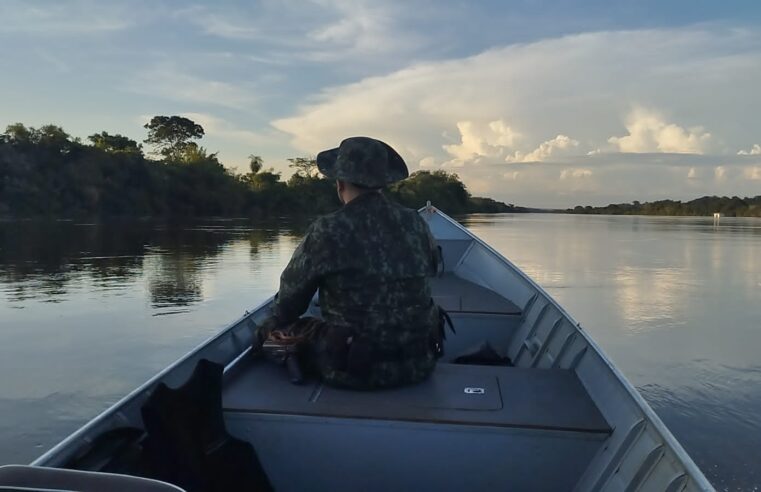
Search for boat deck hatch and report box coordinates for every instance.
[223,362,610,434]
[314,371,502,411]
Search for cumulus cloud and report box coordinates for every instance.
[738,144,761,155]
[687,167,698,179]
[273,27,761,206]
[442,120,520,165]
[506,134,579,163]
[560,168,593,179]
[715,166,727,180]
[275,28,760,159]
[419,156,436,168]
[744,166,761,180]
[607,108,711,154]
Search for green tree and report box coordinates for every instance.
[389,170,471,214]
[143,116,204,161]
[287,157,318,178]
[88,132,142,154]
[2,123,73,153]
[248,154,263,174]
[2,123,34,144]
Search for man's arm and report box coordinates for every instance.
[270,224,324,325]
[422,218,441,276]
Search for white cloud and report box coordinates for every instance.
[128,65,255,109]
[744,166,761,180]
[559,168,593,179]
[180,113,270,145]
[275,28,760,161]
[687,167,698,179]
[307,0,421,58]
[199,15,260,41]
[179,1,425,65]
[272,27,761,206]
[607,108,711,154]
[738,144,761,155]
[506,134,579,163]
[715,166,727,180]
[0,1,135,34]
[442,120,520,165]
[419,156,436,168]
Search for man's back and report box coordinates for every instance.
[272,192,440,388]
[312,192,438,342]
[266,136,441,389]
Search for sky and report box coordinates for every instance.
[1,0,761,208]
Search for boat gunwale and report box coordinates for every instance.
[32,207,712,489]
[31,296,274,467]
[425,208,712,489]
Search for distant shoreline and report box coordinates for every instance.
[563,195,761,218]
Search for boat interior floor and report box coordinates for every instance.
[223,360,611,492]
[223,360,610,435]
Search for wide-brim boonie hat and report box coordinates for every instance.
[316,137,408,188]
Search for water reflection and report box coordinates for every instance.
[0,218,305,464]
[0,221,150,304]
[2,215,761,488]
[613,266,688,333]
[462,213,761,489]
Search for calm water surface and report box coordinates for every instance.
[1,214,760,490]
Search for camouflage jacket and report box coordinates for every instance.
[271,191,440,387]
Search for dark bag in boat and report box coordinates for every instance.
[432,304,456,359]
[453,341,513,366]
[140,359,273,492]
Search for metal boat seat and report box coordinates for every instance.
[223,361,609,434]
[430,273,521,315]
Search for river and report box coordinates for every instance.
[1,214,759,490]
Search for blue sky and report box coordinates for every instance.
[2,0,761,207]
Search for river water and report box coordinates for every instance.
[0,214,759,490]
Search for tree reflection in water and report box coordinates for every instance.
[0,219,294,311]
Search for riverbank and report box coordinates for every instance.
[1,121,523,219]
[566,195,761,217]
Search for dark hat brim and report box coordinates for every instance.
[316,139,409,187]
[382,142,409,183]
[316,147,340,179]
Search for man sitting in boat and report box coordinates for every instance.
[258,136,442,390]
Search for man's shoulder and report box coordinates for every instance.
[311,196,426,232]
[307,209,348,237]
[385,199,429,229]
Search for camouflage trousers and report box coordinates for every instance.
[267,317,436,390]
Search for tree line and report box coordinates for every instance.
[568,196,761,217]
[0,116,517,218]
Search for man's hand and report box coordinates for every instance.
[255,316,281,347]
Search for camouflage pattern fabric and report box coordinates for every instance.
[316,136,409,189]
[265,191,440,389]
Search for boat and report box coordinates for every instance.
[0,205,713,491]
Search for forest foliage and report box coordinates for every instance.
[0,118,516,218]
[568,196,761,217]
